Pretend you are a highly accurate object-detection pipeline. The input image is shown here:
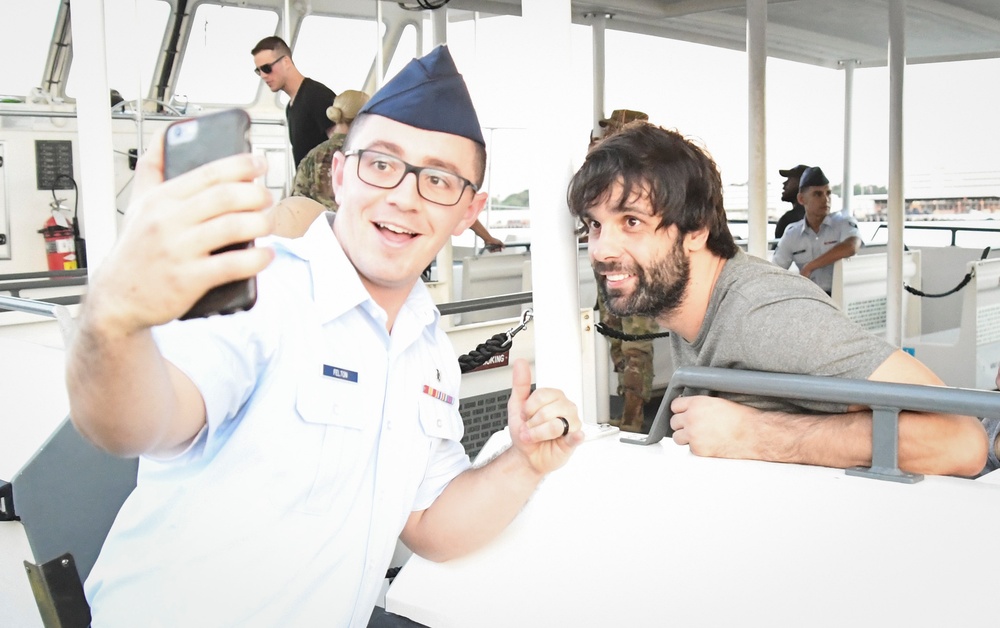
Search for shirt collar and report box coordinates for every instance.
[272,212,440,331]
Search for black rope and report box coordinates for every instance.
[458,332,512,373]
[595,322,670,341]
[903,246,991,298]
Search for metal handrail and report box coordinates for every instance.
[869,222,1000,247]
[623,365,1000,483]
[437,291,532,317]
[0,277,87,298]
[0,108,287,126]
[0,269,87,281]
[0,295,76,345]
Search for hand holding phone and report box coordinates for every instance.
[163,108,258,319]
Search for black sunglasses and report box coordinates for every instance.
[254,55,285,76]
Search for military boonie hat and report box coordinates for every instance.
[357,45,485,146]
[598,109,649,128]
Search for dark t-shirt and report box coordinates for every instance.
[286,77,336,166]
[774,203,805,238]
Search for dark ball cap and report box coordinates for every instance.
[779,164,808,179]
[799,166,830,189]
[358,45,485,146]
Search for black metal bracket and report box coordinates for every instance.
[23,553,92,628]
[1,480,16,521]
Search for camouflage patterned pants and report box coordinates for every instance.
[597,292,657,402]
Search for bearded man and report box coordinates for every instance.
[566,122,987,477]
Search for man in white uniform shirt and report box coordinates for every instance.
[771,166,861,295]
[67,46,583,627]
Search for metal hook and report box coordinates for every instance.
[504,309,534,346]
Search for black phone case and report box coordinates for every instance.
[162,109,258,320]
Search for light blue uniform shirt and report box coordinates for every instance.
[771,212,860,293]
[86,213,471,627]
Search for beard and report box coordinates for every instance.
[594,238,689,319]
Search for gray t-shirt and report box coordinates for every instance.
[670,250,896,414]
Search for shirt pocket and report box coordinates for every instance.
[295,374,366,430]
[295,375,367,515]
[417,391,464,442]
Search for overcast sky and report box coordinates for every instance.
[5,3,998,194]
[450,15,1000,190]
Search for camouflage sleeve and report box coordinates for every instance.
[292,155,315,198]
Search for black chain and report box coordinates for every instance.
[595,321,670,341]
[904,246,990,299]
[904,274,972,298]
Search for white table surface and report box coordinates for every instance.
[386,433,1000,628]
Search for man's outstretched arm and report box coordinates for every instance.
[67,135,274,457]
[669,350,988,477]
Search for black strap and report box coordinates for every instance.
[595,321,670,341]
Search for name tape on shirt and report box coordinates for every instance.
[323,364,358,383]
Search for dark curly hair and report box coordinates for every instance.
[568,122,738,259]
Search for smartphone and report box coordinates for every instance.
[163,108,258,320]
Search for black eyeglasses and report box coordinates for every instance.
[254,55,285,76]
[344,149,478,207]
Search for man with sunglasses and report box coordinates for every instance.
[251,36,335,166]
[68,45,583,627]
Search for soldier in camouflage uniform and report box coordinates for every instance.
[591,109,660,432]
[292,89,371,211]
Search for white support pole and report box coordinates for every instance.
[522,0,585,410]
[592,14,607,135]
[746,0,768,258]
[69,0,117,271]
[284,1,294,192]
[590,14,610,424]
[431,7,453,302]
[375,1,384,88]
[841,60,856,216]
[283,0,291,42]
[131,0,145,157]
[887,0,906,347]
[432,5,447,47]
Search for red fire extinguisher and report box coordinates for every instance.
[39,215,78,271]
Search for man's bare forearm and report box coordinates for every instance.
[751,407,986,476]
[401,445,543,562]
[804,236,861,273]
[66,303,203,458]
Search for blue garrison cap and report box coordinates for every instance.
[358,45,485,146]
[799,166,830,189]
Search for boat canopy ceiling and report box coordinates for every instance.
[446,0,1000,68]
